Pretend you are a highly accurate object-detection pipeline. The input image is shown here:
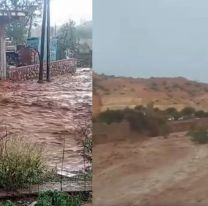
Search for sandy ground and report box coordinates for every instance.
[0,68,92,173]
[94,132,208,206]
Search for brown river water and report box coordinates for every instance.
[0,68,92,173]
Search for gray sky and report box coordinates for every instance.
[93,0,208,82]
[51,0,92,25]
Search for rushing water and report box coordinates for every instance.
[0,68,92,173]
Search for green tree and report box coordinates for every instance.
[56,20,79,60]
[165,107,179,120]
[76,21,92,39]
[96,109,124,124]
[0,0,42,44]
[181,107,195,119]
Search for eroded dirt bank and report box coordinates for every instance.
[94,132,208,206]
[0,68,92,172]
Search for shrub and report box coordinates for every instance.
[145,112,169,137]
[95,109,124,124]
[125,109,169,137]
[0,136,48,190]
[0,201,15,206]
[0,191,88,206]
[195,110,207,118]
[125,110,148,133]
[189,129,208,144]
[165,107,180,120]
[36,191,84,206]
[181,107,195,118]
[96,107,170,137]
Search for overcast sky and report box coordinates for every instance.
[93,0,208,82]
[51,0,92,25]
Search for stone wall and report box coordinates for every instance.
[7,59,77,81]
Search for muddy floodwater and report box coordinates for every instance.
[0,68,92,173]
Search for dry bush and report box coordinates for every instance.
[0,135,48,190]
[189,129,208,144]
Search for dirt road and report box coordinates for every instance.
[94,132,208,206]
[0,68,92,173]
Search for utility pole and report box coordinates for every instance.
[38,0,47,83]
[46,0,51,81]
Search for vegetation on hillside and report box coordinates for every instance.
[95,104,208,138]
[94,106,170,137]
[94,74,208,111]
[165,107,208,120]
[95,109,124,124]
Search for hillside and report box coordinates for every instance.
[93,73,208,115]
